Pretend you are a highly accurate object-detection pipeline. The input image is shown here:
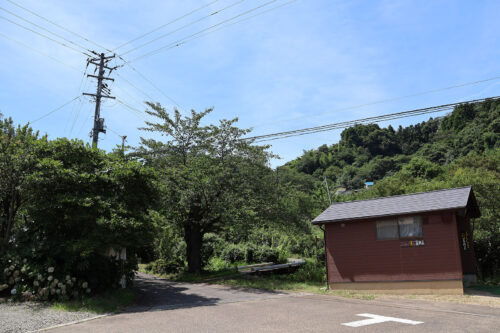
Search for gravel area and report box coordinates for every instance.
[0,301,97,333]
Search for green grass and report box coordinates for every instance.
[139,262,376,300]
[51,288,136,314]
[471,284,500,296]
[211,275,375,300]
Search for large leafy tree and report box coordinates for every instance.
[137,104,272,273]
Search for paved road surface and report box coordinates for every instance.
[49,273,500,332]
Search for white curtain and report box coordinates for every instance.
[398,216,423,238]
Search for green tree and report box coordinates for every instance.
[0,118,41,254]
[16,138,158,291]
[137,104,272,273]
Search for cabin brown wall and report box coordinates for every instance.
[325,212,463,283]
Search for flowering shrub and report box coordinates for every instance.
[0,255,135,301]
[0,257,93,301]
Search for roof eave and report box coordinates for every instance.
[311,205,470,225]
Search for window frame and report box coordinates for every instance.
[375,215,424,241]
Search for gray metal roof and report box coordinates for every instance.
[312,186,480,225]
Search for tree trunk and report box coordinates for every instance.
[184,222,203,274]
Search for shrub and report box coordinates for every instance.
[222,244,246,263]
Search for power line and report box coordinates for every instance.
[0,6,91,53]
[5,0,110,52]
[167,0,298,51]
[129,0,281,63]
[111,0,220,52]
[119,0,245,57]
[29,96,81,124]
[116,98,149,121]
[129,0,298,63]
[255,75,500,128]
[115,73,154,101]
[68,70,90,136]
[1,15,89,55]
[0,32,84,73]
[119,58,185,111]
[244,96,500,142]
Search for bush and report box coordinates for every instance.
[0,254,121,301]
[475,235,500,278]
[222,244,247,263]
[148,257,184,275]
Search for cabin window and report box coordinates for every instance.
[376,216,423,240]
[376,219,399,240]
[398,216,423,238]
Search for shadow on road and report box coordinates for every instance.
[124,272,285,314]
[124,273,220,313]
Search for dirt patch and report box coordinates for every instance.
[375,288,500,308]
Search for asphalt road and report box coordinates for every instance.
[48,273,500,333]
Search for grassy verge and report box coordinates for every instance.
[470,284,500,296]
[138,262,242,282]
[51,288,136,314]
[139,261,375,300]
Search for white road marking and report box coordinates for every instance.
[342,313,424,327]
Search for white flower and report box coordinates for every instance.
[85,288,91,294]
[71,277,76,282]
[54,279,59,284]
[50,288,56,295]
[57,282,63,288]
[10,288,17,295]
[82,282,88,289]
[9,265,14,271]
[47,267,54,273]
[66,275,71,281]
[50,281,57,288]
[56,289,61,295]
[0,284,8,291]
[23,259,27,263]
[61,290,66,296]
[47,275,53,281]
[3,268,9,275]
[21,268,26,274]
[33,281,40,287]
[13,270,19,277]
[37,274,43,280]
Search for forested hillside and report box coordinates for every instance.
[283,98,500,189]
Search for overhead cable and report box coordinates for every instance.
[0,32,84,72]
[0,6,90,53]
[5,0,111,52]
[29,96,81,124]
[129,0,297,62]
[1,15,89,55]
[119,0,245,56]
[244,96,500,142]
[129,0,280,63]
[111,0,220,52]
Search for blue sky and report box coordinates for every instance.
[1,0,499,167]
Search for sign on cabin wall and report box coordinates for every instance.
[400,239,425,247]
[461,232,470,250]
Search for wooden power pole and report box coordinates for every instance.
[83,52,116,148]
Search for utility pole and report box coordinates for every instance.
[83,52,117,148]
[324,176,332,205]
[121,135,127,156]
